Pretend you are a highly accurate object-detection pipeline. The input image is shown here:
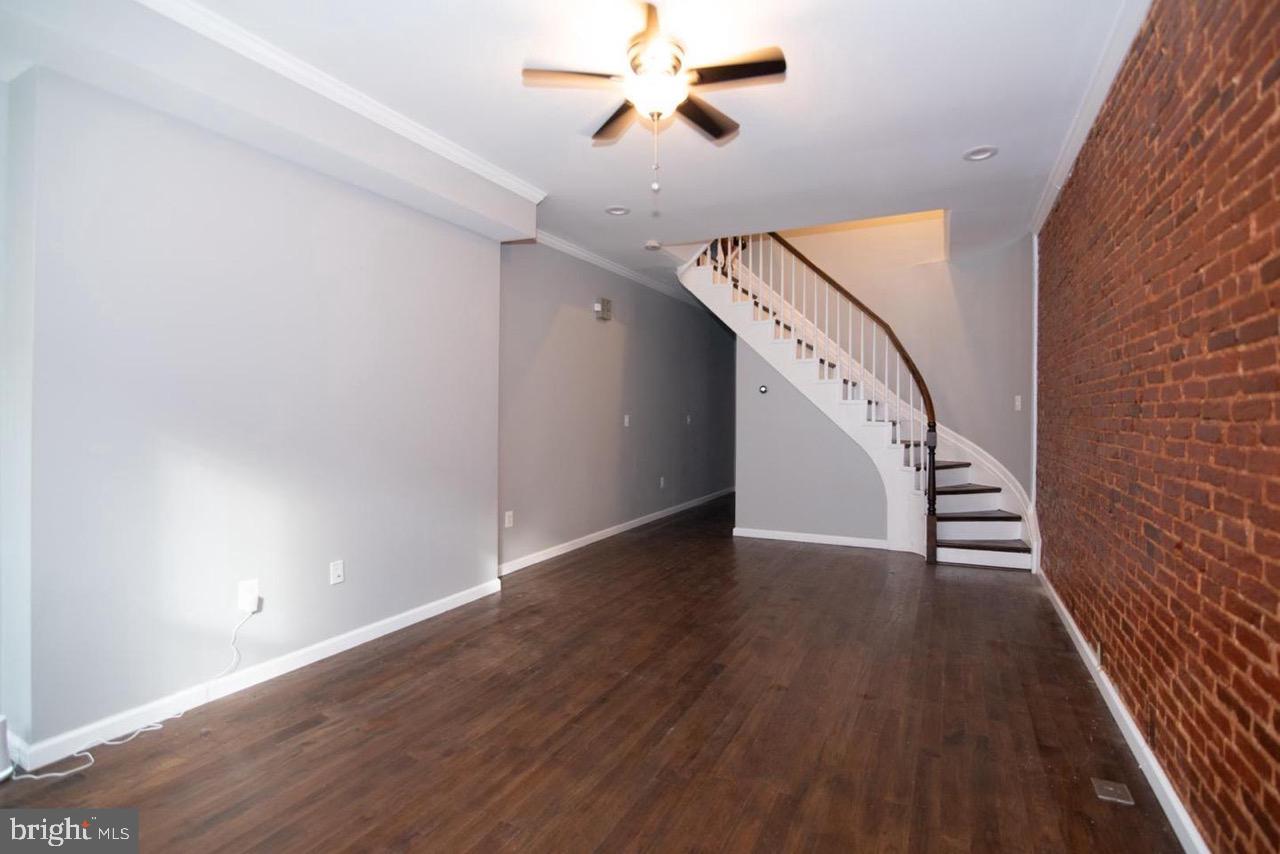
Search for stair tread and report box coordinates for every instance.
[936,483,1001,495]
[936,538,1032,554]
[916,460,973,471]
[936,509,1022,521]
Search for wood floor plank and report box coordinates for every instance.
[0,497,1180,852]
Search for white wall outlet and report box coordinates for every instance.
[237,578,260,613]
[659,475,665,489]
[623,414,631,427]
[1015,394,1023,412]
[329,559,345,585]
[504,510,514,529]
[685,413,692,425]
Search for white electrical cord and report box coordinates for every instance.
[211,611,255,682]
[12,611,255,782]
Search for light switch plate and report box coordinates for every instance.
[329,560,345,585]
[504,510,514,529]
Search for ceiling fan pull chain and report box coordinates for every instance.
[650,113,661,193]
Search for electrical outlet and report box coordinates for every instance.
[1015,394,1023,412]
[504,510,514,529]
[686,413,692,425]
[329,560,345,585]
[237,579,260,613]
[659,476,665,489]
[624,414,631,427]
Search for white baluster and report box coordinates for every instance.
[825,281,831,378]
[800,263,806,347]
[762,240,773,332]
[909,382,916,487]
[871,324,878,419]
[859,311,865,401]
[829,286,839,384]
[788,244,793,333]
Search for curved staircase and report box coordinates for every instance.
[677,233,1034,570]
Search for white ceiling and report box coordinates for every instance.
[36,0,1139,290]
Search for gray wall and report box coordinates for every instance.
[1,76,33,739]
[735,340,887,540]
[785,232,1035,490]
[499,243,734,565]
[3,71,501,741]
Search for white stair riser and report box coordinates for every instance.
[858,422,896,446]
[779,359,826,386]
[934,467,974,488]
[729,301,761,323]
[807,381,845,407]
[936,491,1002,513]
[937,548,1032,570]
[741,321,780,349]
[698,282,734,308]
[937,520,1023,539]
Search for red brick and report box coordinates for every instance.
[1038,0,1280,848]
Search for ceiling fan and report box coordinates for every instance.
[522,3,786,144]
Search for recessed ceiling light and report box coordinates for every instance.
[605,205,631,216]
[644,239,662,250]
[963,145,999,162]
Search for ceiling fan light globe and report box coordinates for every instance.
[623,71,689,120]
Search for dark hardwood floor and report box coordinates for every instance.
[2,497,1178,852]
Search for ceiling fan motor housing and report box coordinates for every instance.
[628,34,685,76]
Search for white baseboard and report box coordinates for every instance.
[6,730,30,775]
[10,578,501,773]
[1040,574,1208,853]
[732,527,890,550]
[498,487,734,576]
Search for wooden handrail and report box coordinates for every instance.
[707,232,940,563]
[767,232,935,425]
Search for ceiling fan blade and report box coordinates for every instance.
[676,95,739,141]
[522,68,621,89]
[689,47,786,86]
[593,102,637,141]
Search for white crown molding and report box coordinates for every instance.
[131,0,547,205]
[1030,0,1152,234]
[536,229,687,301]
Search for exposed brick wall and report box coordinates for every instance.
[1037,0,1280,850]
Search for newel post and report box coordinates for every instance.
[926,422,938,565]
